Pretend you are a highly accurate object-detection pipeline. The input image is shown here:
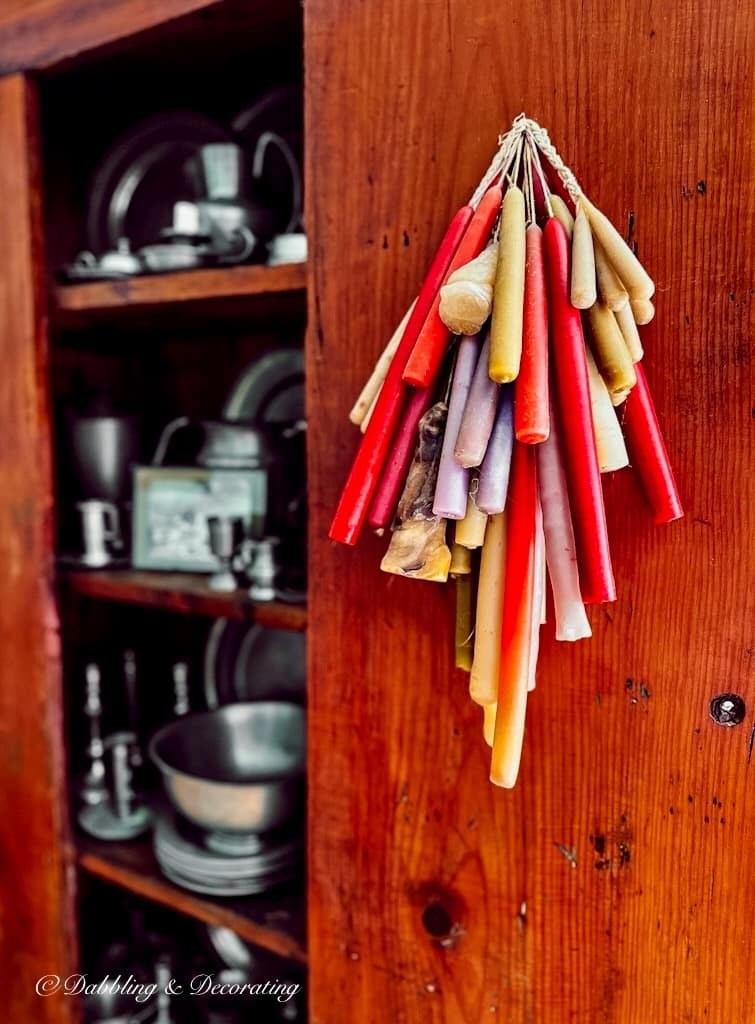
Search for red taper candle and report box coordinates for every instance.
[329,204,473,545]
[544,217,616,604]
[622,362,683,524]
[543,162,577,216]
[367,386,432,530]
[402,185,503,389]
[500,444,537,659]
[531,167,548,224]
[515,224,550,443]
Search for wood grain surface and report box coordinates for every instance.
[0,76,78,1024]
[305,2,755,1021]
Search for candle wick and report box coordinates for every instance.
[524,145,536,226]
[527,135,554,220]
[511,134,525,186]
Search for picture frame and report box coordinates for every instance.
[132,465,266,572]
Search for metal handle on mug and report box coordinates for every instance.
[101,501,122,549]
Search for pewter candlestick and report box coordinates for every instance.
[123,648,143,768]
[248,536,279,602]
[80,663,107,807]
[172,661,190,717]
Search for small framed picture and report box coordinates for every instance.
[132,465,266,572]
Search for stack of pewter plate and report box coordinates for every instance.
[153,811,303,897]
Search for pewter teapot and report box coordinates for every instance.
[152,417,274,470]
[196,133,301,260]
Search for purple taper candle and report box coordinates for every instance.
[454,334,501,468]
[432,334,481,519]
[477,385,514,514]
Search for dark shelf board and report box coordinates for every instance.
[75,834,307,964]
[60,569,307,629]
[53,262,307,324]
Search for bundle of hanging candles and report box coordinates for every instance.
[330,115,683,789]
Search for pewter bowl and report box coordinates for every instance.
[149,703,305,834]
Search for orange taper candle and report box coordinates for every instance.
[490,442,537,788]
[514,224,550,443]
[403,186,503,389]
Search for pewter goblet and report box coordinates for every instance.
[207,515,244,591]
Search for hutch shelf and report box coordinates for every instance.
[53,261,307,323]
[61,569,307,629]
[75,834,307,964]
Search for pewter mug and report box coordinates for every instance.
[78,499,121,566]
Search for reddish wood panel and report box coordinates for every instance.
[0,75,77,1024]
[0,0,303,77]
[0,0,217,73]
[306,2,755,1021]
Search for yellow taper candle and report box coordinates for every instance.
[455,492,488,549]
[450,541,472,575]
[455,574,475,671]
[489,186,526,383]
[549,195,574,238]
[469,511,506,706]
[585,301,637,401]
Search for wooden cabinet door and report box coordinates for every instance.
[306,3,755,1021]
[0,74,77,1024]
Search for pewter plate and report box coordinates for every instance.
[222,349,305,425]
[158,862,299,897]
[203,620,306,709]
[86,112,230,253]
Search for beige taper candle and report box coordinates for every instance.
[615,303,644,362]
[630,296,655,325]
[570,201,597,309]
[581,195,655,300]
[585,347,629,472]
[594,237,629,311]
[349,301,415,426]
